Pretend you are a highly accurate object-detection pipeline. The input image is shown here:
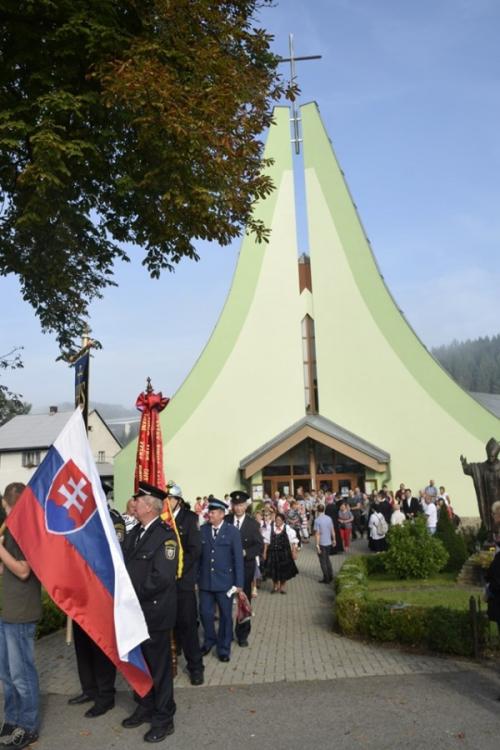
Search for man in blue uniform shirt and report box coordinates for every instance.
[198,498,244,662]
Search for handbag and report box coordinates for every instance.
[236,591,252,624]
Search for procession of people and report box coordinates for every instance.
[2,467,500,748]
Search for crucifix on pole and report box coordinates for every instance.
[279,33,322,154]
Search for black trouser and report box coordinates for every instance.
[234,559,255,644]
[175,589,203,676]
[135,629,175,729]
[318,545,333,582]
[73,622,116,709]
[352,510,364,539]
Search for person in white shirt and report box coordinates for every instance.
[390,503,406,527]
[424,498,437,534]
[438,486,450,505]
[368,505,388,552]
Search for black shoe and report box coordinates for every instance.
[218,655,230,662]
[122,709,152,728]
[3,728,39,750]
[85,703,114,718]
[200,645,213,656]
[144,723,174,743]
[0,723,16,739]
[68,692,93,705]
[318,579,327,583]
[238,640,249,648]
[190,672,205,686]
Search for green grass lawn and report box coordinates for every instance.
[367,571,482,611]
[367,571,457,588]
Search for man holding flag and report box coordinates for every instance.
[122,482,178,742]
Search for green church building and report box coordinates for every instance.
[114,103,499,516]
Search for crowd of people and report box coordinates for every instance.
[1,480,306,747]
[0,475,479,748]
[189,479,458,557]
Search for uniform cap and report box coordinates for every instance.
[134,481,168,501]
[230,490,250,505]
[208,497,228,512]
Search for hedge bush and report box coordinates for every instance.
[384,516,448,579]
[435,507,468,572]
[335,555,486,657]
[365,552,388,575]
[459,525,481,557]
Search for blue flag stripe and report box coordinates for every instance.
[28,447,115,596]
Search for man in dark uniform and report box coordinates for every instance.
[121,482,178,743]
[226,490,263,648]
[67,483,125,718]
[198,498,243,662]
[165,483,204,686]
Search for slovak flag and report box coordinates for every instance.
[6,408,153,697]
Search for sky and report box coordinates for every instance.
[1,0,499,412]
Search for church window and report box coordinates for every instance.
[301,315,319,414]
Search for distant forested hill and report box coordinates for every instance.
[432,334,500,394]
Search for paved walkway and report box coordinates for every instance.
[36,539,468,695]
[6,539,500,750]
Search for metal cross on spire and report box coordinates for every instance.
[279,34,322,154]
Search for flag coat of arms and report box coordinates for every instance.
[6,408,153,696]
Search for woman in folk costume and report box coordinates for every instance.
[262,512,299,594]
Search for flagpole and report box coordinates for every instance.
[65,326,94,644]
[0,328,94,569]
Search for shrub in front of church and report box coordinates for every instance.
[335,554,482,656]
[384,516,449,579]
[335,557,368,635]
[36,591,66,639]
[435,508,468,573]
[364,552,388,575]
[357,600,428,644]
[425,605,486,655]
[458,525,481,557]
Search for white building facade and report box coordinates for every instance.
[0,408,121,493]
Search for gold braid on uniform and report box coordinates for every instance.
[160,505,184,579]
[160,499,183,679]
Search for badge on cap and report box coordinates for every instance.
[208,497,228,512]
[230,490,250,504]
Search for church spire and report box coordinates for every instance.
[278,34,321,154]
